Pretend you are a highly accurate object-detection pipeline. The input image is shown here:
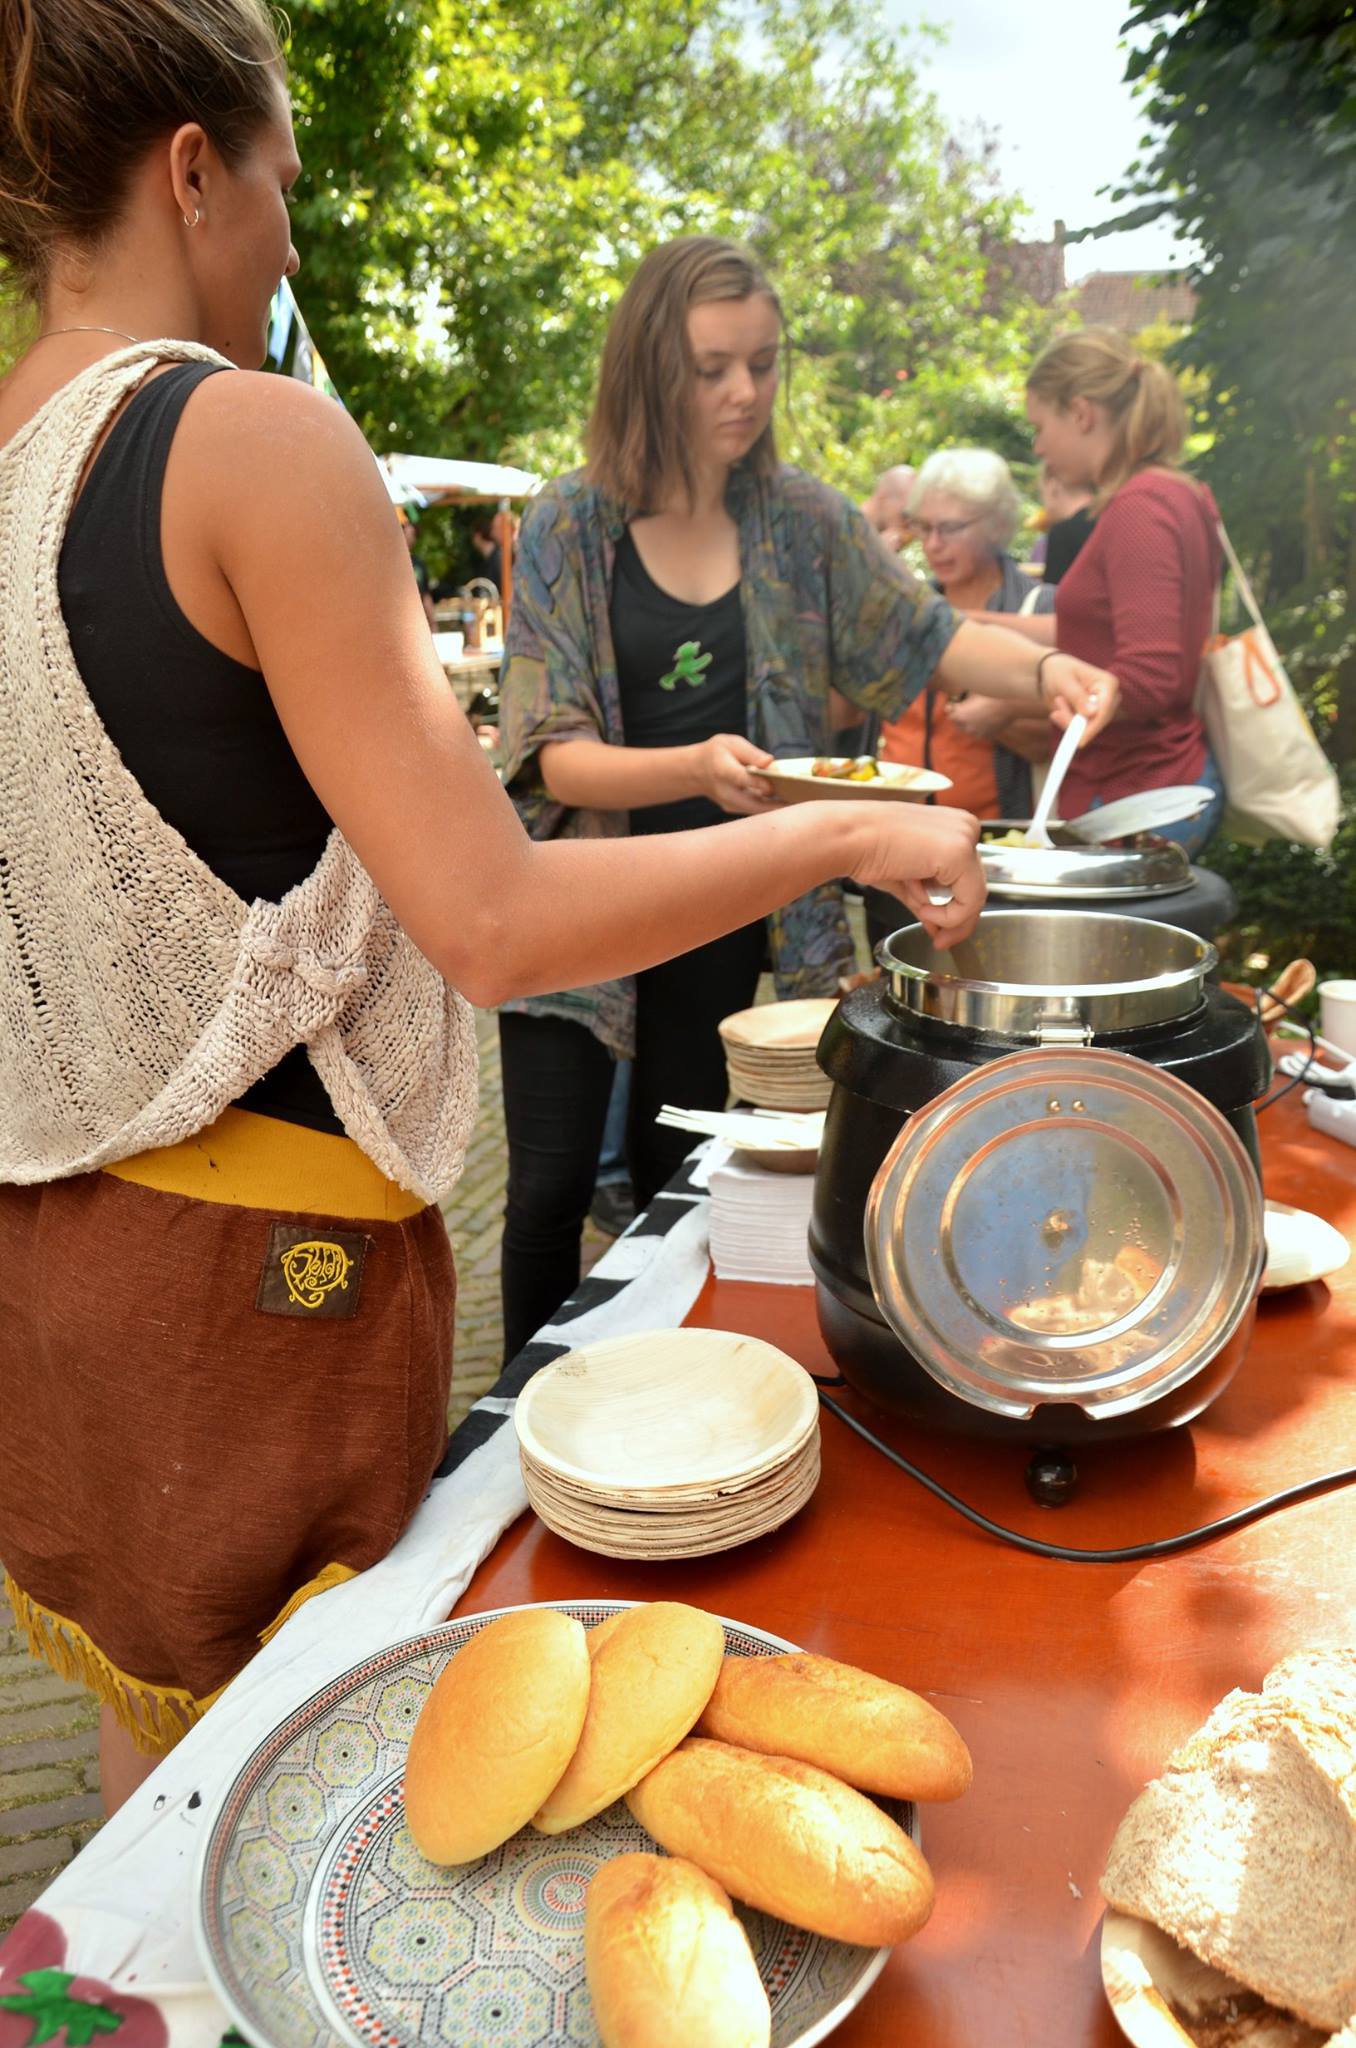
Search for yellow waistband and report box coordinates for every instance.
[102,1106,427,1221]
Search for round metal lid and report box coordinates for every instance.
[865,1047,1264,1421]
[979,825,1192,901]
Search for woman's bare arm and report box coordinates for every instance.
[934,619,1117,736]
[965,608,1057,646]
[183,376,984,1003]
[540,733,778,816]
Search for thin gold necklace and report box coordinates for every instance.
[32,325,141,347]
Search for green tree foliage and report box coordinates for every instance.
[282,0,1050,494]
[286,0,660,451]
[1089,1,1356,763]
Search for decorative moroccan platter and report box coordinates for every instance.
[196,1601,914,2048]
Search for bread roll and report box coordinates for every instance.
[1102,1684,1356,2031]
[585,1853,770,2048]
[404,1609,589,1864]
[625,1736,933,1946]
[698,1651,971,1803]
[534,1602,725,1833]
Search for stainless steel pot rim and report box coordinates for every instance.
[881,912,1220,1042]
[879,912,1218,1000]
[884,961,1207,1000]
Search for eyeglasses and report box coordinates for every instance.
[915,517,980,543]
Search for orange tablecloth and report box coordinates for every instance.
[453,1086,1356,2047]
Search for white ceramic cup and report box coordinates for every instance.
[1318,979,1356,1059]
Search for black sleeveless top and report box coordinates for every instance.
[610,527,746,838]
[57,362,341,1134]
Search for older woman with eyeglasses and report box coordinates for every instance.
[876,448,1056,823]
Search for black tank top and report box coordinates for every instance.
[57,362,341,1134]
[610,527,746,838]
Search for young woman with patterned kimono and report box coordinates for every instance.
[0,4,1111,1816]
[497,237,1118,1362]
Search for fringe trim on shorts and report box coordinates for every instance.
[6,1557,362,1757]
[257,1559,359,1645]
[4,1569,201,1756]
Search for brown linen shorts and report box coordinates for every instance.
[0,1164,455,1751]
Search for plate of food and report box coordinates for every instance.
[196,1600,968,2048]
[1099,1648,1356,2048]
[754,757,952,804]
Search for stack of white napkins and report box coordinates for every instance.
[708,1153,816,1284]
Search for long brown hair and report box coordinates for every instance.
[586,236,783,512]
[0,0,284,298]
[1026,326,1189,509]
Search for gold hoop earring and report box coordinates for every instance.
[182,207,201,228]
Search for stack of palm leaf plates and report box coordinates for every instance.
[718,997,837,1110]
[513,1328,821,1559]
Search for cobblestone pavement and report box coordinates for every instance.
[0,1004,611,1928]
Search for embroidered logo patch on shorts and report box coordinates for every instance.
[256,1224,370,1317]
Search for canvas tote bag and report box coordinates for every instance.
[1197,523,1340,849]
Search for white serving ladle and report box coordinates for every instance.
[923,708,1088,907]
[1023,713,1087,848]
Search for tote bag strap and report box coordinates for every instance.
[1213,519,1284,706]
[1216,519,1267,635]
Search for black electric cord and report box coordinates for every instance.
[1251,981,1318,1114]
[815,1388,1356,1563]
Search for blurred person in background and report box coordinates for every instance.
[402,510,437,628]
[882,449,1056,820]
[862,448,1058,953]
[1033,462,1094,585]
[976,328,1225,855]
[469,513,505,591]
[862,463,917,552]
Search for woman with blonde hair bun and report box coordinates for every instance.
[983,326,1224,851]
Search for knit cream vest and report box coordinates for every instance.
[0,341,478,1201]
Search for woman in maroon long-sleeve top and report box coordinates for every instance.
[979,328,1224,855]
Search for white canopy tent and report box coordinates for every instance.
[377,454,541,508]
[377,454,539,637]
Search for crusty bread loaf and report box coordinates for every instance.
[533,1602,726,1832]
[625,1736,933,1946]
[697,1651,971,1802]
[584,1853,771,2048]
[1101,1679,1356,2032]
[1264,1647,1356,1717]
[404,1609,590,1864]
